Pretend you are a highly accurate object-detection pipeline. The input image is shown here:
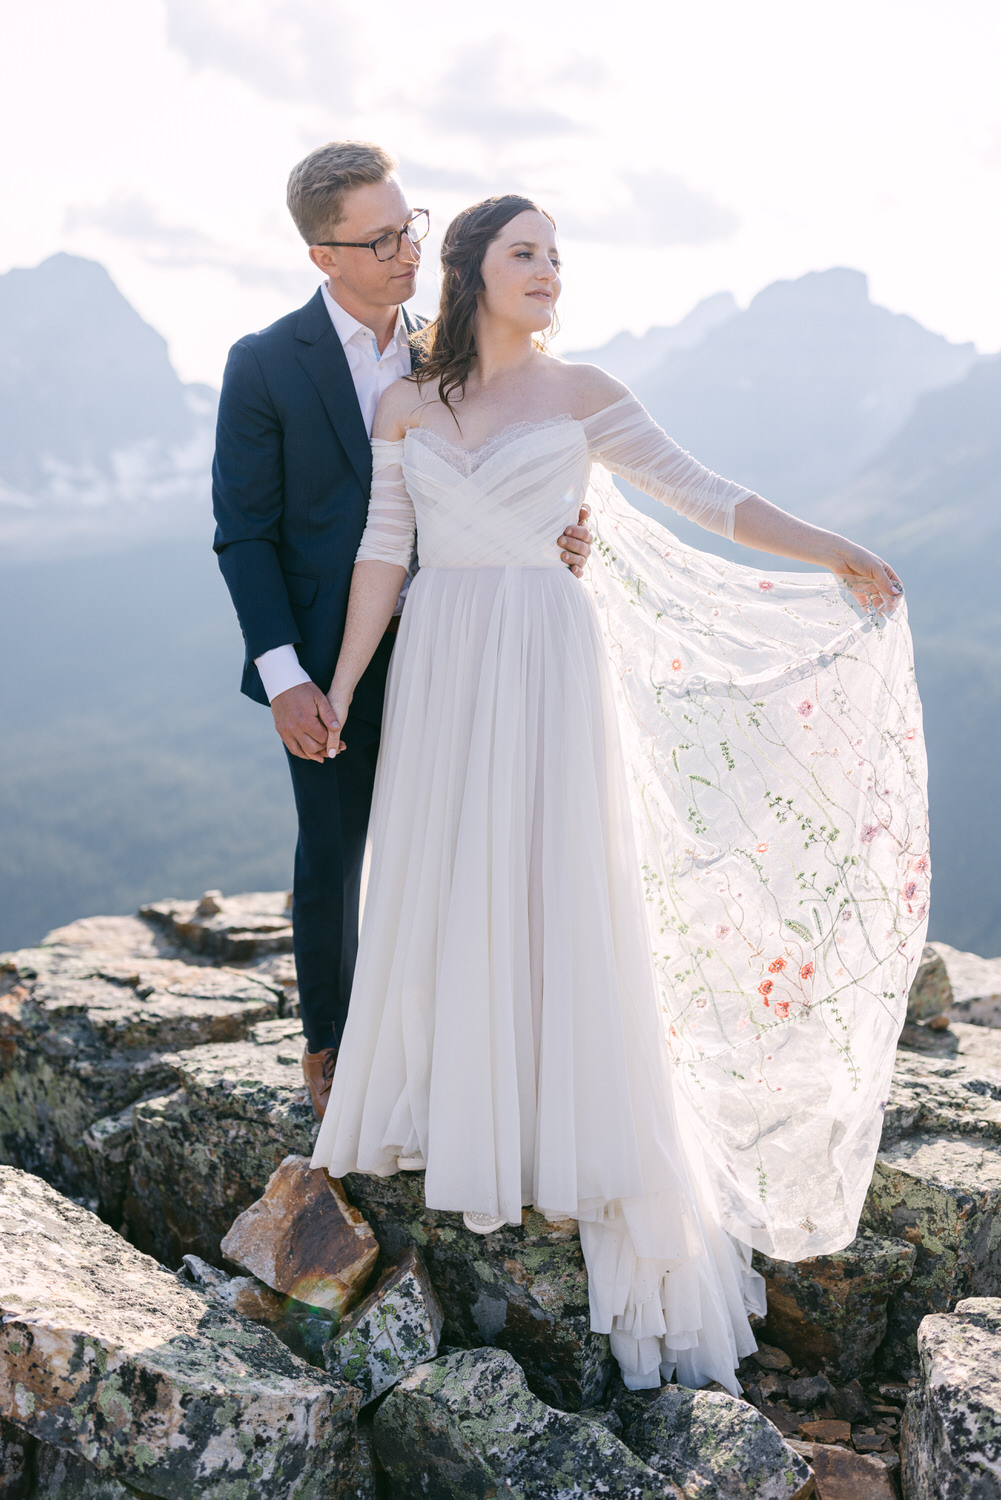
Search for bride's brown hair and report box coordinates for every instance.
[410,194,558,411]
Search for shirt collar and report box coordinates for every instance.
[321,281,409,355]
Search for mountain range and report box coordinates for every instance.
[1,254,998,956]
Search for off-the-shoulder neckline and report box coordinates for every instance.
[370,392,635,451]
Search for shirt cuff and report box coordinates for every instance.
[255,644,312,703]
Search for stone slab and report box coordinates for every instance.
[619,1383,815,1498]
[140,891,293,962]
[125,1018,316,1264]
[902,1296,1001,1500]
[323,1247,444,1404]
[177,1254,337,1369]
[0,932,280,1202]
[752,1231,916,1381]
[221,1155,378,1316]
[344,1169,612,1412]
[0,1167,359,1499]
[373,1346,679,1499]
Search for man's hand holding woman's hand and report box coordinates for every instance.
[271,682,339,762]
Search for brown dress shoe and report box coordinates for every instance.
[302,1044,338,1120]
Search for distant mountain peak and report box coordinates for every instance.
[748,266,871,313]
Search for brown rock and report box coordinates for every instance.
[753,1342,794,1370]
[221,1153,378,1316]
[761,1402,802,1436]
[141,890,293,961]
[907,945,953,1024]
[852,1430,892,1453]
[799,1419,853,1443]
[807,1443,898,1499]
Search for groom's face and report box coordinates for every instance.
[308,177,421,311]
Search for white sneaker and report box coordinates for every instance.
[463,1211,505,1234]
[396,1153,426,1171]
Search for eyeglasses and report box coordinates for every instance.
[316,210,430,262]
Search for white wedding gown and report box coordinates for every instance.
[311,394,930,1394]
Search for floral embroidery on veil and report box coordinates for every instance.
[585,463,930,1262]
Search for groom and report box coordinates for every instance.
[212,141,592,1119]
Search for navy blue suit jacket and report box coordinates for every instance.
[212,288,420,705]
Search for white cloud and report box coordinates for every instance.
[64,191,313,298]
[163,0,359,108]
[556,170,738,248]
[421,40,585,144]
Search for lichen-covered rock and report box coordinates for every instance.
[619,1384,814,1499]
[323,1247,444,1404]
[373,1346,679,1499]
[32,1442,138,1498]
[344,1169,612,1411]
[0,1166,360,1499]
[0,1414,32,1500]
[902,1296,1001,1499]
[0,918,281,1202]
[221,1154,378,1316]
[126,1019,316,1264]
[140,890,293,962]
[177,1254,337,1368]
[752,1231,916,1381]
[907,944,954,1024]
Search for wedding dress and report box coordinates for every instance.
[310,394,930,1393]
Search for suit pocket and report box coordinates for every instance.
[285,572,319,608]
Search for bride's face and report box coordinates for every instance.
[477,209,561,333]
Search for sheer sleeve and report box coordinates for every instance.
[582,394,757,540]
[354,438,416,567]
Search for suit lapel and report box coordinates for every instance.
[293,289,372,491]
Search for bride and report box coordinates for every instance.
[310,194,930,1393]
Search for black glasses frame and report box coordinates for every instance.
[316,210,430,262]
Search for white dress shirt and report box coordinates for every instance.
[255,284,413,704]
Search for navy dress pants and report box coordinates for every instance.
[284,631,394,1053]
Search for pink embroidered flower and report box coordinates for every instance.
[758,580,774,591]
[902,881,918,902]
[905,728,918,740]
[797,700,813,717]
[861,823,882,843]
[672,658,682,671]
[774,1001,790,1018]
[756,842,770,854]
[768,957,787,973]
[911,855,930,874]
[715,924,731,940]
[800,962,814,980]
[758,979,774,997]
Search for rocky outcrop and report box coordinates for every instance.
[344,1168,612,1411]
[752,1231,916,1381]
[917,941,1001,1030]
[860,1022,1001,1375]
[221,1155,378,1316]
[140,890,294,964]
[0,1166,360,1498]
[618,1384,814,1498]
[0,911,285,1206]
[902,1296,1001,1500]
[373,1346,679,1499]
[177,1254,337,1369]
[323,1247,444,1404]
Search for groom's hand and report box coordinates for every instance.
[271,682,338,763]
[558,505,592,578]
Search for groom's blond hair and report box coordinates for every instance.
[287,140,398,246]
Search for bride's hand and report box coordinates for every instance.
[832,542,904,615]
[326,685,352,758]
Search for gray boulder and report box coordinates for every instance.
[0,1166,360,1498]
[619,1383,814,1499]
[373,1345,680,1499]
[323,1247,444,1404]
[902,1296,1001,1499]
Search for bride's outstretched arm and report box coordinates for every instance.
[578,377,903,614]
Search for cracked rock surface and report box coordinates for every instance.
[902,1295,1001,1500]
[0,1166,360,1499]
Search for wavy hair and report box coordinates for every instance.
[410,194,557,411]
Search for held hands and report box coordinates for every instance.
[832,542,904,615]
[558,505,592,577]
[325,683,352,759]
[270,682,339,762]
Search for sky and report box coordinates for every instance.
[2,0,999,385]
